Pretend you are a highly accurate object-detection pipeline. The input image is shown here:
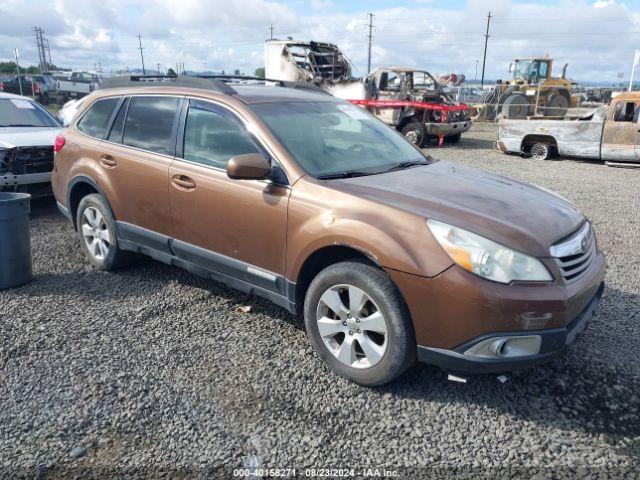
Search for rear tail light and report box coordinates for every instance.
[0,82,4,91]
[54,134,66,153]
[34,83,40,94]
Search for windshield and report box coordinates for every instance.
[0,98,59,127]
[412,71,437,90]
[250,101,431,178]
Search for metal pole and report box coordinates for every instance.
[480,11,491,86]
[366,13,374,74]
[629,49,640,92]
[475,60,478,84]
[14,49,23,96]
[269,24,274,40]
[137,34,146,75]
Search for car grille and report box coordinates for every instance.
[13,146,54,174]
[550,223,596,283]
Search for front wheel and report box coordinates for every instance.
[401,122,427,147]
[304,261,416,386]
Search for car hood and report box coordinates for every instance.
[329,160,584,257]
[0,127,62,149]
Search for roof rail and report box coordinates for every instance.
[98,74,236,95]
[197,75,332,96]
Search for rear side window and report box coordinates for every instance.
[123,96,180,155]
[182,105,260,169]
[76,97,119,138]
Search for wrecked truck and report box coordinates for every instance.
[496,92,640,166]
[264,40,471,147]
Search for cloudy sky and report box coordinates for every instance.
[1,0,639,83]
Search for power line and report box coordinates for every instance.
[366,13,374,74]
[137,34,146,75]
[481,11,491,86]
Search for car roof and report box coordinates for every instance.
[232,84,338,104]
[95,77,337,105]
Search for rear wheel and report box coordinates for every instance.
[76,194,132,270]
[545,92,569,117]
[502,93,531,119]
[304,261,415,386]
[445,133,462,144]
[401,122,427,147]
[529,142,553,161]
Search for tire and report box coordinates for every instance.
[76,194,132,270]
[529,142,553,161]
[445,133,462,144]
[545,92,569,117]
[303,261,416,386]
[502,93,531,119]
[401,122,427,147]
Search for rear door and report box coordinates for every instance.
[601,99,638,161]
[97,95,182,242]
[168,98,289,287]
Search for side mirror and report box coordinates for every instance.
[227,153,271,180]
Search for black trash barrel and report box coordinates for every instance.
[0,192,33,289]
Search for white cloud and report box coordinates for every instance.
[0,0,638,83]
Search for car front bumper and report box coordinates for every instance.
[416,282,604,374]
[425,120,472,137]
[386,250,605,374]
[0,171,51,187]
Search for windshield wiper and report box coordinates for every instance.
[317,170,374,180]
[377,159,431,174]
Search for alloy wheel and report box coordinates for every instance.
[316,284,388,369]
[81,207,112,260]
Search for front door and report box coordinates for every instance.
[168,99,289,290]
[601,99,639,162]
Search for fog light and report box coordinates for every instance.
[464,335,542,359]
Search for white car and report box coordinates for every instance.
[57,97,86,127]
[0,92,62,195]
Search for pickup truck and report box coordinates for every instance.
[55,72,101,103]
[496,92,640,165]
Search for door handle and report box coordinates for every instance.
[172,174,196,190]
[99,154,117,168]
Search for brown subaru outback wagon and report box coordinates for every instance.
[52,76,605,386]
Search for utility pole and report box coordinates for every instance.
[14,49,23,96]
[366,13,374,74]
[137,34,146,75]
[475,59,479,84]
[45,38,52,70]
[33,27,47,73]
[157,63,161,74]
[480,11,491,86]
[269,24,275,40]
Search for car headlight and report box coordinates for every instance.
[427,219,552,284]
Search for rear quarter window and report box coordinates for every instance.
[76,97,120,139]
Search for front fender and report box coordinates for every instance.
[285,181,454,281]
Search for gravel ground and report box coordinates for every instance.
[1,124,639,479]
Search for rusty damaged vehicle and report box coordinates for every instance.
[52,75,604,385]
[497,92,640,165]
[351,67,472,147]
